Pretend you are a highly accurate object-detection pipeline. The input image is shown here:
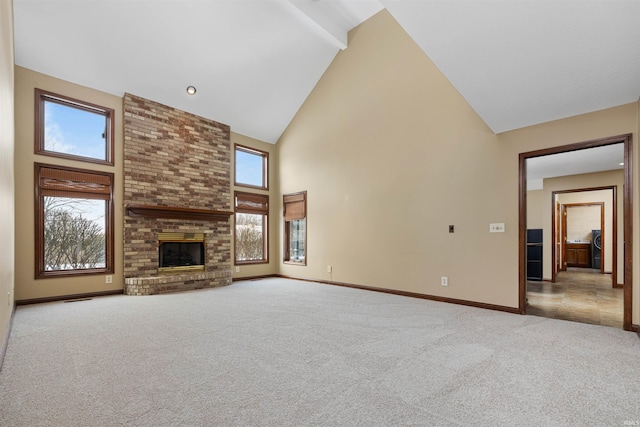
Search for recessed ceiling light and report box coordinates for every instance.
[186,86,196,95]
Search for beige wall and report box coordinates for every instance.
[526,190,544,229]
[0,0,15,357]
[564,205,600,241]
[231,132,278,279]
[14,67,124,300]
[277,10,517,307]
[277,9,639,319]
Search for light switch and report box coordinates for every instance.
[489,223,505,233]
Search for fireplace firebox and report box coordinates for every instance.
[158,232,205,273]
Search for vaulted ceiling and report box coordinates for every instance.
[12,0,640,145]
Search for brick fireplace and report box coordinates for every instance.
[123,94,233,295]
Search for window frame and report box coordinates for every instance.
[234,191,269,265]
[35,88,115,166]
[34,163,115,279]
[283,191,307,266]
[234,144,269,190]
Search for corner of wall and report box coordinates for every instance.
[0,0,16,369]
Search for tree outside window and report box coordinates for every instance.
[235,192,269,264]
[35,163,114,278]
[44,197,106,271]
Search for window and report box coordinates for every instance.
[235,144,268,189]
[35,88,114,165]
[283,191,307,265]
[35,163,114,278]
[235,192,269,264]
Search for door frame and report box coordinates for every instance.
[518,133,632,330]
[558,201,607,276]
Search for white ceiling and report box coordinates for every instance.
[12,0,640,146]
[382,0,640,134]
[12,0,383,144]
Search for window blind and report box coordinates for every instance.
[283,192,306,221]
[38,165,112,200]
[235,192,269,215]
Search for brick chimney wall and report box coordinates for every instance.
[123,93,232,294]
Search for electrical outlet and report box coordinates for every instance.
[7,292,10,307]
[489,223,505,233]
[327,265,332,273]
[105,275,113,284]
[441,276,448,286]
[235,266,240,273]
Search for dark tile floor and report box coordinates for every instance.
[526,268,623,328]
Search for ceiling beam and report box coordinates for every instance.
[287,0,348,50]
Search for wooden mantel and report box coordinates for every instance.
[126,204,233,222]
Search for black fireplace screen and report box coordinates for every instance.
[159,242,204,268]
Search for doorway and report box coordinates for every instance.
[561,203,604,272]
[554,196,614,285]
[518,134,632,330]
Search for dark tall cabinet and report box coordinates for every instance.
[527,229,543,281]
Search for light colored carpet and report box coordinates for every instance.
[1,278,639,426]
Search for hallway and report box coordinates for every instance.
[526,268,623,328]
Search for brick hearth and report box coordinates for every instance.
[123,93,232,295]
